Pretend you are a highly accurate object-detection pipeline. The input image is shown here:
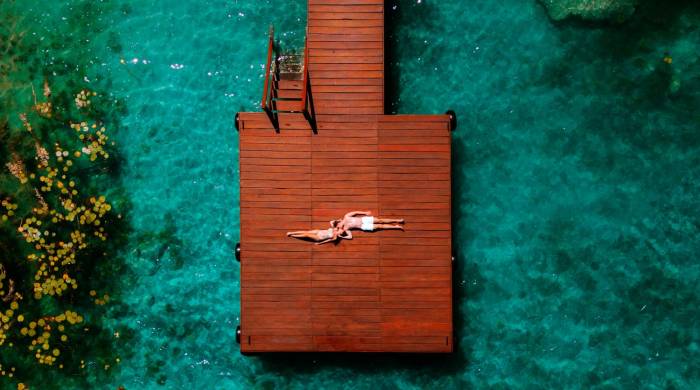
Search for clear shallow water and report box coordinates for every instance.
[5,0,700,388]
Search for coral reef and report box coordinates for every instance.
[539,0,638,22]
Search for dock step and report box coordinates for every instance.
[276,89,303,99]
[274,99,303,112]
[265,52,306,115]
[279,72,302,81]
[276,79,302,90]
[272,70,304,113]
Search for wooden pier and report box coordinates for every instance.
[235,0,454,353]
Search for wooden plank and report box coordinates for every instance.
[310,56,383,64]
[314,85,383,93]
[311,77,383,86]
[311,49,383,58]
[314,99,383,108]
[379,115,450,122]
[309,42,383,50]
[242,327,313,336]
[378,144,450,152]
[309,34,383,43]
[308,6,383,14]
[309,19,384,28]
[309,13,383,21]
[309,0,383,5]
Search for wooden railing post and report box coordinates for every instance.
[261,25,275,111]
[261,25,279,131]
[300,28,316,132]
[300,30,310,113]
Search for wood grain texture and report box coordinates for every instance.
[236,0,452,354]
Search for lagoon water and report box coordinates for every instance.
[3,0,700,388]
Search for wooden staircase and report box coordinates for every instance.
[261,27,314,132]
[273,54,305,113]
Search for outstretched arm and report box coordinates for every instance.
[346,211,372,217]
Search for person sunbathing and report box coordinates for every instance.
[286,225,349,245]
[335,211,404,233]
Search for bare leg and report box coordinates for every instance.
[287,231,320,240]
[375,218,404,224]
[374,223,404,231]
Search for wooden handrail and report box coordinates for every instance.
[300,30,310,112]
[261,25,274,110]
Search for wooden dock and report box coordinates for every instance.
[236,0,454,353]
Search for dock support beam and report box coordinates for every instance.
[446,110,457,131]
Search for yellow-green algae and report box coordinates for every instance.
[1,1,129,388]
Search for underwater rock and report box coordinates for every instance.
[539,0,638,22]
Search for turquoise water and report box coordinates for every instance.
[3,0,700,388]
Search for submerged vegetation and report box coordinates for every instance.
[539,0,638,21]
[1,1,129,387]
[0,83,125,388]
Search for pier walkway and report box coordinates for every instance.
[236,0,453,353]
